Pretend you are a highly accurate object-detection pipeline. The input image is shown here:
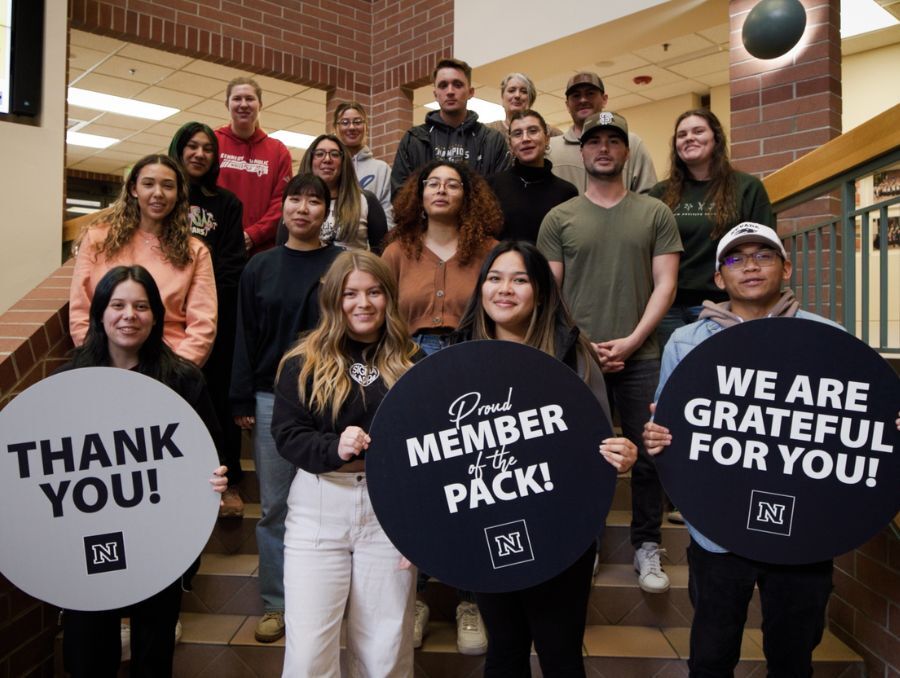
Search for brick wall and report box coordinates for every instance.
[830,526,900,677]
[69,0,455,163]
[0,262,74,678]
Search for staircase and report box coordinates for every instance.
[171,452,864,677]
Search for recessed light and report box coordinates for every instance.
[67,87,179,121]
[425,97,505,123]
[269,130,317,149]
[67,131,119,149]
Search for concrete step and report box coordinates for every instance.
[171,614,864,678]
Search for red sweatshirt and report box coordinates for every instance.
[215,125,293,255]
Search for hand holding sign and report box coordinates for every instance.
[0,367,221,610]
[366,341,617,593]
[653,319,900,564]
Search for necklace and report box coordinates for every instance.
[349,361,380,387]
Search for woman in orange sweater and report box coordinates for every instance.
[69,154,217,366]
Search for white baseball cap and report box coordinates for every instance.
[715,222,787,270]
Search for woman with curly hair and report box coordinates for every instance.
[69,154,217,366]
[272,250,420,676]
[276,134,388,252]
[649,109,773,349]
[383,160,501,356]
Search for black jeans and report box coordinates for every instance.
[687,541,833,678]
[475,544,595,678]
[604,358,663,546]
[63,577,183,678]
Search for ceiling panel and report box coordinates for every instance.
[119,43,195,69]
[181,59,253,80]
[70,30,125,52]
[76,72,149,98]
[93,55,174,85]
[633,33,718,62]
[67,46,109,73]
[138,86,205,109]
[156,71,229,97]
[603,65,686,93]
[639,79,708,101]
[667,51,729,77]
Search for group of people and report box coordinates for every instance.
[59,55,897,678]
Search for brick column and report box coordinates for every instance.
[730,0,842,313]
[370,0,454,162]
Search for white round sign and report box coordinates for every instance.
[0,367,220,610]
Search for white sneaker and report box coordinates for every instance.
[413,600,429,649]
[120,622,131,662]
[456,602,487,655]
[634,542,670,593]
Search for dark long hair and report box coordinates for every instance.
[168,121,220,191]
[660,109,737,240]
[388,160,501,265]
[455,241,595,375]
[299,134,362,243]
[71,265,192,385]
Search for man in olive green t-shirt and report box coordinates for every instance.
[537,111,682,595]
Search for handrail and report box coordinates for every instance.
[763,103,900,207]
[63,208,111,243]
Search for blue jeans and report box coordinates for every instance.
[687,541,832,677]
[254,391,295,613]
[657,304,704,353]
[412,332,449,356]
[603,359,663,546]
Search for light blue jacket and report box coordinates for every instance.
[654,309,844,553]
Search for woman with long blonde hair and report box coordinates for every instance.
[271,250,420,676]
[69,154,217,366]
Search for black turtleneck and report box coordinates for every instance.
[487,160,578,243]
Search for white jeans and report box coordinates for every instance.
[282,470,415,678]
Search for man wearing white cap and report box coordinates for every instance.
[549,72,656,195]
[643,222,844,676]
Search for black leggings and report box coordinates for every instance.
[475,544,595,678]
[63,577,182,678]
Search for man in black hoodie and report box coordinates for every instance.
[390,58,508,196]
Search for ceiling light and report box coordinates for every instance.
[841,0,898,37]
[425,97,505,123]
[269,130,317,149]
[68,87,179,121]
[65,206,102,215]
[67,131,119,149]
[66,198,102,207]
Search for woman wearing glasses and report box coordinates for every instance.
[277,134,387,252]
[333,102,394,227]
[383,160,501,357]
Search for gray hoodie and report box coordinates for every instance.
[352,146,394,228]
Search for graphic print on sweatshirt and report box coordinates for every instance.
[219,154,269,177]
[189,206,219,238]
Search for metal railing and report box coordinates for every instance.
[765,105,900,354]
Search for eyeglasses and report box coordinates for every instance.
[720,250,781,269]
[313,149,343,160]
[510,125,545,140]
[337,118,364,128]
[423,178,463,192]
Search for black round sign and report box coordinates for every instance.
[655,318,900,564]
[366,340,616,593]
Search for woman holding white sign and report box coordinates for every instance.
[451,240,637,677]
[271,250,421,677]
[61,265,228,678]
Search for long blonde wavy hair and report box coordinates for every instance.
[77,155,193,268]
[277,251,418,423]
